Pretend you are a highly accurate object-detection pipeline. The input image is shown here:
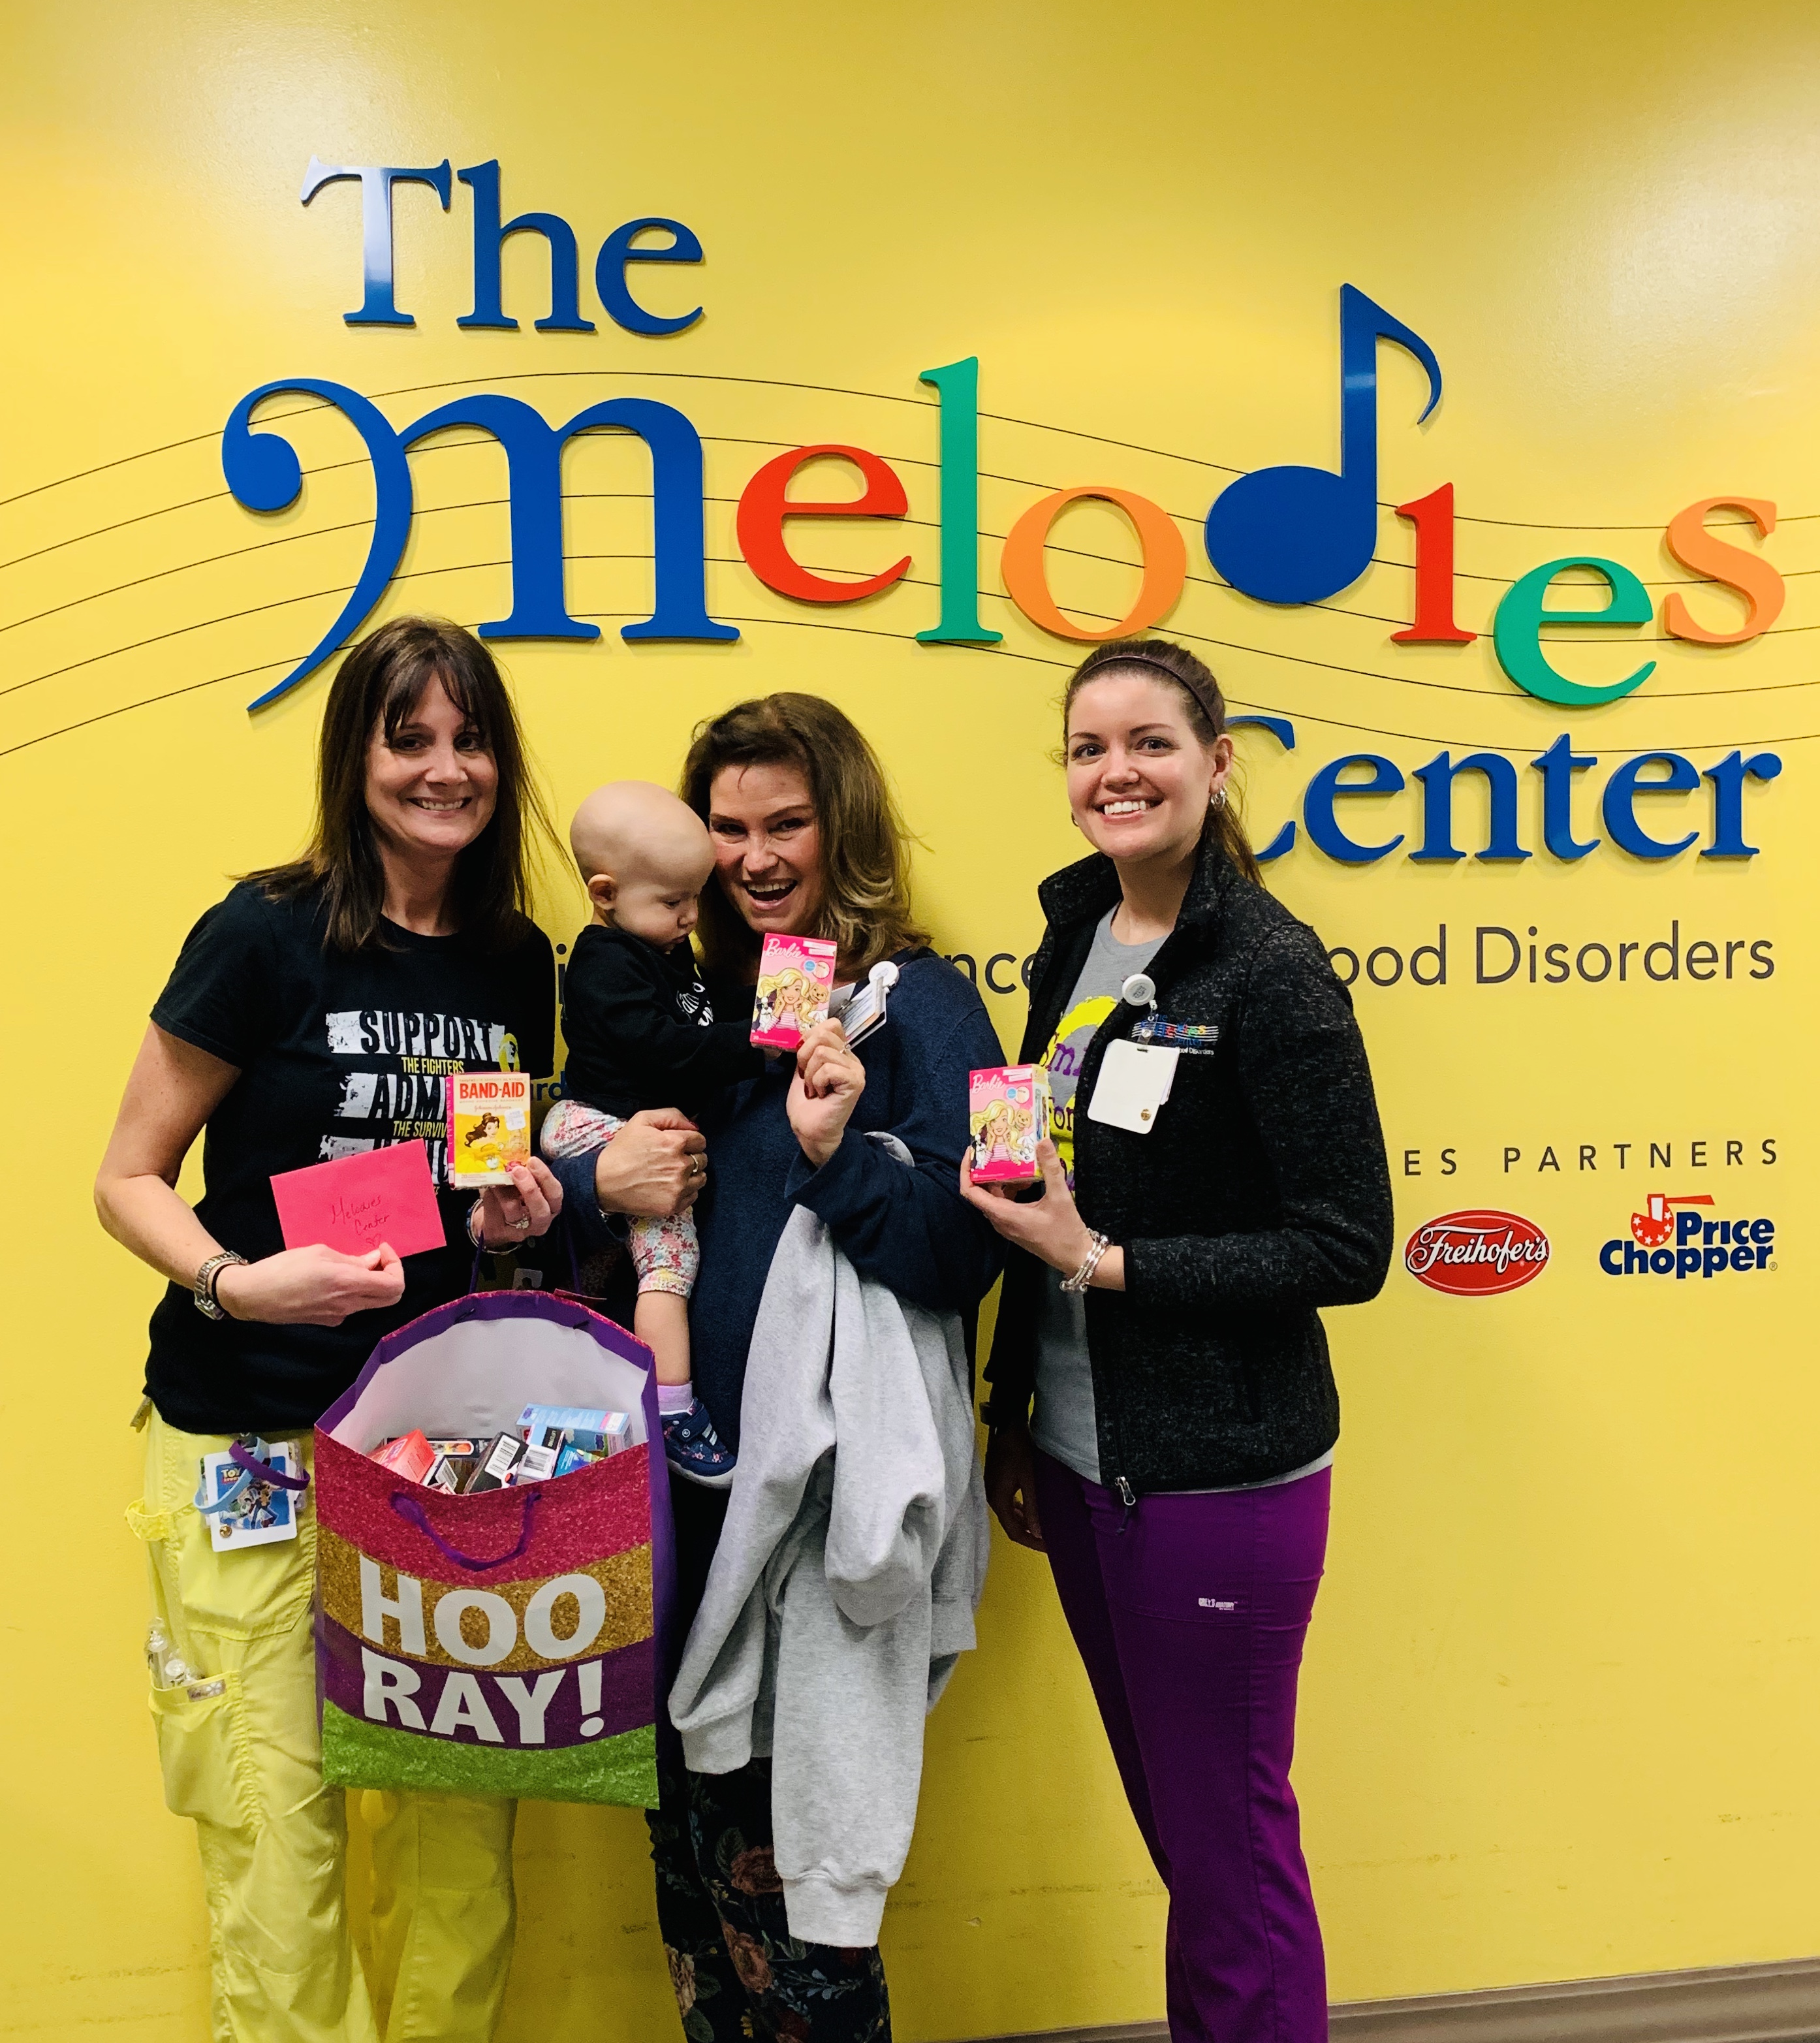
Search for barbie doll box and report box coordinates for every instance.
[751,934,838,1049]
[447,1069,532,1188]
[968,1064,1052,1183]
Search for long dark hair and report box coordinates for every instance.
[1061,636,1262,885]
[249,616,554,951]
[680,693,928,979]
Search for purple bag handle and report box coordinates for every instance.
[228,1440,309,1492]
[387,1487,539,1572]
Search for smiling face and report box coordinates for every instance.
[1065,669,1231,869]
[363,676,499,867]
[707,761,826,939]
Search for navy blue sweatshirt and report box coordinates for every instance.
[550,949,1005,1450]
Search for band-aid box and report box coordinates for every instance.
[751,934,838,1049]
[968,1065,1051,1183]
[448,1070,532,1188]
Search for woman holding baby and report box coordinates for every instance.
[550,691,1003,2042]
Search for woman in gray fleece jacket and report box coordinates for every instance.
[963,637,1393,2043]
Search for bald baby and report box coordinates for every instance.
[547,778,762,1472]
[571,780,715,943]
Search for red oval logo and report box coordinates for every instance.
[1404,1209,1550,1295]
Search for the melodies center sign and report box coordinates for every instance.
[229,162,1780,879]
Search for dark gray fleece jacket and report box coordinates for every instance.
[982,834,1394,1495]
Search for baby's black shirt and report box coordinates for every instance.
[561,922,766,1119]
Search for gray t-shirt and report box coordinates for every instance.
[1031,911,1165,1483]
[1029,908,1334,1497]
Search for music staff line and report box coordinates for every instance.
[2,550,1815,740]
[7,414,1776,593]
[7,604,1820,772]
[0,447,1798,627]
[3,362,1812,535]
[3,458,1814,687]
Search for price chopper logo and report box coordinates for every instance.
[1598,1193,1776,1277]
[1404,1210,1550,1296]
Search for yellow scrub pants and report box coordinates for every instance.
[130,1412,518,2043]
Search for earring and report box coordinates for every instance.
[1210,787,1227,811]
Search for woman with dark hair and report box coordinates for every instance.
[95,618,701,2042]
[960,637,1394,2043]
[549,692,1003,2043]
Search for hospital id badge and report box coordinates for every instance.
[1085,1039,1180,1134]
[830,975,888,1046]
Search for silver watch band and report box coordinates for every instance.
[193,1250,248,1321]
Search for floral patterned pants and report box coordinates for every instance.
[540,1099,698,1296]
[648,1757,890,2042]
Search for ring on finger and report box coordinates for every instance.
[509,1215,532,1230]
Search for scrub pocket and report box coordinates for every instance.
[126,1412,384,2043]
[127,1419,319,1830]
[148,1665,256,1829]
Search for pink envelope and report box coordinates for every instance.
[270,1141,447,1259]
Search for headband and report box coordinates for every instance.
[1080,647,1225,732]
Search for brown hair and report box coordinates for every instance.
[680,693,928,978]
[1062,636,1262,886]
[249,616,555,952]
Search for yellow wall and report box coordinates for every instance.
[3,3,1815,2036]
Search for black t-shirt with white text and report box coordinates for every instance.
[145,881,554,1434]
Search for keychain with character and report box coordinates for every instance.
[195,1436,309,1552]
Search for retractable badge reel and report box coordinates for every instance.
[1085,974,1180,1135]
[836,958,897,1047]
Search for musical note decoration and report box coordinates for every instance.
[1204,284,1443,607]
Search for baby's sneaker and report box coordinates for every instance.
[661,1400,737,1489]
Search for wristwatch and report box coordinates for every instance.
[193,1251,248,1321]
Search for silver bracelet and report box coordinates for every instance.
[1060,1230,1112,1294]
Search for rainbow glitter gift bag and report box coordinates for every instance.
[312,1291,674,1805]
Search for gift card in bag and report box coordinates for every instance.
[1085,1039,1179,1134]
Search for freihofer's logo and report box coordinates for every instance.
[1405,1210,1550,1295]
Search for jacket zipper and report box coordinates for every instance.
[1073,1026,1138,1523]
[1041,885,1202,1521]
[1088,916,1221,1517]
[1050,859,1233,1519]
[1078,968,1153,1530]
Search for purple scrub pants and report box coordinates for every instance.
[1033,1449,1331,2043]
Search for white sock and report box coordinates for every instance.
[657,1380,695,1416]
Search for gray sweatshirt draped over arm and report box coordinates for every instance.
[667,1138,988,1946]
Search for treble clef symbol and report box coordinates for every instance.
[1204,283,1443,607]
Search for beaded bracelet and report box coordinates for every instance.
[1060,1229,1112,1294]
